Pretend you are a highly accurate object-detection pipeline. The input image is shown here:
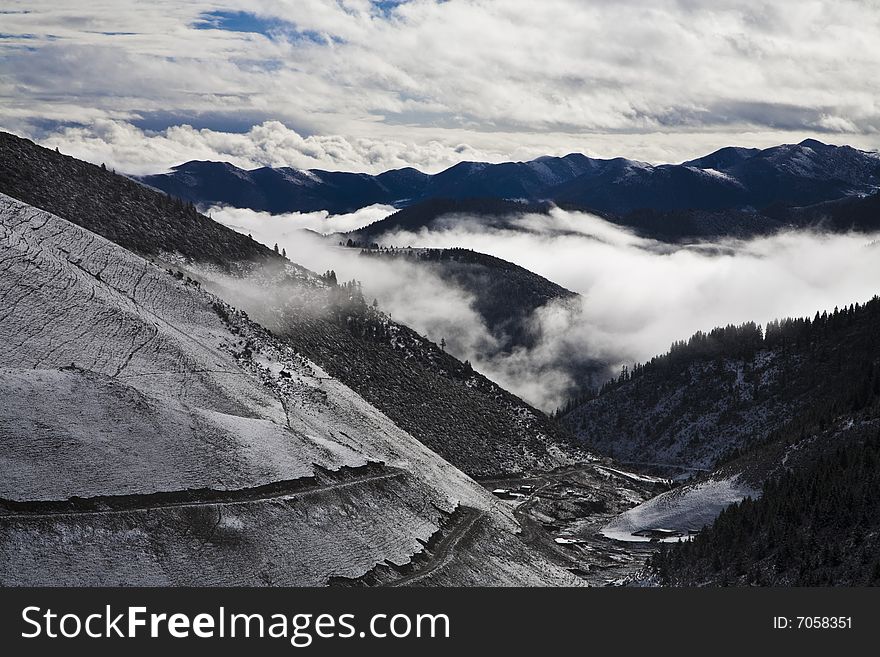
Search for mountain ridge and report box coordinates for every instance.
[137,138,880,215]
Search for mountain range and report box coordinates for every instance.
[140,139,880,216]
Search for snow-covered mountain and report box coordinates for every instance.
[2,131,661,586]
[0,131,583,479]
[139,139,880,215]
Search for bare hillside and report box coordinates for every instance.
[0,194,580,586]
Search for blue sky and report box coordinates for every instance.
[1,0,878,174]
[192,10,290,35]
[191,10,338,45]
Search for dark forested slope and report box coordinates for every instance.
[0,132,281,269]
[561,298,880,473]
[582,298,880,585]
[650,422,880,586]
[357,246,576,352]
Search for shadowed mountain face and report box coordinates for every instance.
[344,198,564,244]
[561,305,880,474]
[349,246,609,399]
[358,246,577,352]
[138,139,880,216]
[0,133,281,271]
[343,186,880,246]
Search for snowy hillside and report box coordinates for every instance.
[0,193,579,586]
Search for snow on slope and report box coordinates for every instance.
[601,475,759,543]
[0,193,578,585]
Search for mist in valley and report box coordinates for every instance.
[211,205,880,411]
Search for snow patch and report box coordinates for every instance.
[601,475,759,543]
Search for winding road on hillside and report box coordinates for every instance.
[0,468,405,521]
[387,507,484,587]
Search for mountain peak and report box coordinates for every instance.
[798,138,829,149]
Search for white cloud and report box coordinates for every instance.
[2,1,880,172]
[34,119,502,175]
[212,204,880,410]
[205,203,395,237]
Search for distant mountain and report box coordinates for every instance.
[765,187,880,233]
[141,159,431,214]
[611,188,880,242]
[345,198,560,244]
[139,139,880,216]
[554,139,880,212]
[344,188,880,248]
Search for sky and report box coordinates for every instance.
[2,0,879,174]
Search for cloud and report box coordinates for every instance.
[204,203,396,237]
[29,117,880,177]
[28,119,506,175]
[2,1,880,172]
[211,204,880,410]
[210,205,502,365]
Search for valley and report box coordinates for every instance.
[480,464,670,585]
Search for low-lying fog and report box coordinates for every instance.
[211,204,880,411]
